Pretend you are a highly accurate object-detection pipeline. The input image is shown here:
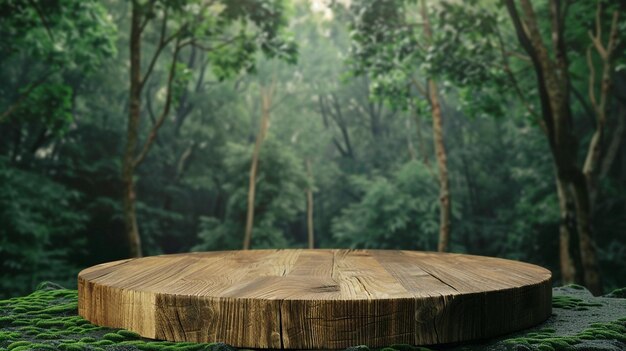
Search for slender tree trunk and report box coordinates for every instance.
[599,103,625,180]
[421,0,451,252]
[583,127,603,211]
[556,177,576,284]
[406,117,417,161]
[243,85,273,250]
[429,79,451,253]
[122,3,143,258]
[583,8,620,212]
[306,159,314,249]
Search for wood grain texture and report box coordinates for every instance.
[78,250,552,349]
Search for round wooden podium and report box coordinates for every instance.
[78,250,552,349]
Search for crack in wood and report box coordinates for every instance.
[422,269,460,293]
[278,300,285,350]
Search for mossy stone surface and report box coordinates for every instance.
[0,283,624,351]
[445,285,626,351]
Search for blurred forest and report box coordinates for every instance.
[0,0,625,298]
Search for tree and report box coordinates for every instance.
[428,0,625,294]
[0,1,116,125]
[500,0,622,295]
[0,0,116,165]
[0,157,87,298]
[306,159,315,249]
[194,139,307,251]
[333,160,439,249]
[122,0,296,257]
[344,0,452,251]
[243,82,275,250]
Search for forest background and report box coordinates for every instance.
[0,0,624,298]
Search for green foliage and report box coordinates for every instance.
[0,158,87,298]
[9,83,73,134]
[333,161,439,249]
[0,0,117,157]
[0,0,117,68]
[344,0,426,111]
[146,0,297,81]
[0,0,625,299]
[194,139,307,250]
[428,1,503,87]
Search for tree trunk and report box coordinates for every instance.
[556,177,576,284]
[505,0,603,294]
[570,171,602,295]
[429,79,451,253]
[406,117,417,161]
[122,3,143,258]
[421,0,451,252]
[306,159,314,249]
[243,85,273,250]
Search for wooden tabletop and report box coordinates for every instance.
[78,249,552,349]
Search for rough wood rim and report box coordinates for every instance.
[78,249,552,349]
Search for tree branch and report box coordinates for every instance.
[599,103,625,179]
[133,38,182,167]
[410,76,427,99]
[140,8,176,90]
[27,0,54,42]
[0,71,54,124]
[586,44,599,116]
[318,95,349,157]
[495,24,542,127]
[504,0,556,142]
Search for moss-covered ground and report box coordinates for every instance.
[0,283,624,351]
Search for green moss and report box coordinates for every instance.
[34,332,61,340]
[118,329,141,339]
[9,320,30,327]
[24,343,56,350]
[39,302,78,315]
[7,341,30,350]
[565,284,586,290]
[552,295,603,310]
[103,332,125,342]
[385,344,433,351]
[1,285,624,351]
[34,319,66,328]
[345,345,371,351]
[607,287,626,298]
[94,339,114,346]
[501,319,626,350]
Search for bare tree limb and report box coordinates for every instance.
[599,103,625,179]
[134,37,182,167]
[495,25,543,129]
[140,8,173,90]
